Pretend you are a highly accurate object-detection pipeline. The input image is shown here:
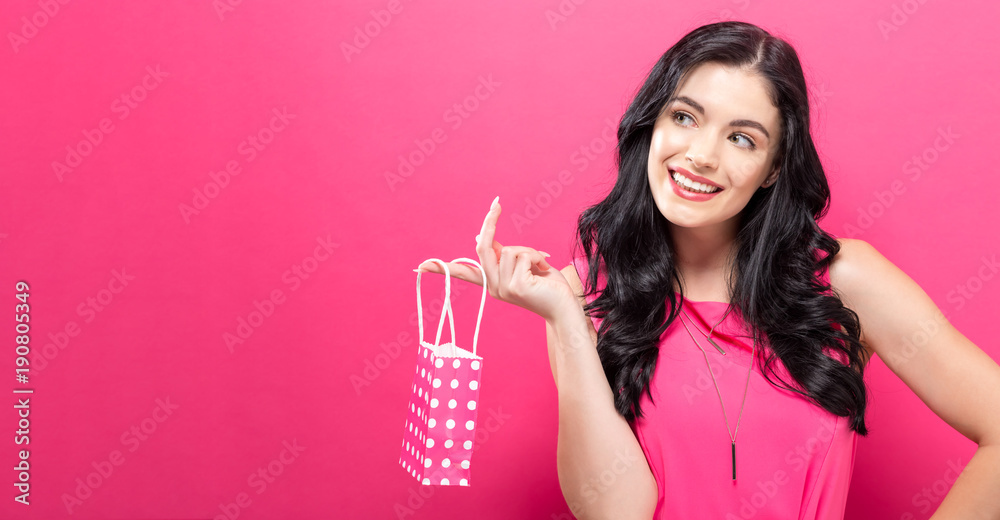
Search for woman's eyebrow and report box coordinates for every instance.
[669,95,771,140]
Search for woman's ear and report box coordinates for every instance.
[762,168,779,188]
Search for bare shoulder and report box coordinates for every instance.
[826,237,899,303]
[826,237,875,296]
[826,237,935,366]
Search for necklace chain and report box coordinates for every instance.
[677,303,756,481]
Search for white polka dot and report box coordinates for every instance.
[428,418,436,428]
[422,478,430,484]
[460,478,468,486]
[444,439,454,448]
[424,459,432,468]
[448,399,457,409]
[469,380,479,390]
[412,383,416,391]
[433,378,441,388]
[442,458,451,468]
[426,374,431,383]
[453,359,461,369]
[463,440,473,450]
[426,438,434,448]
[408,422,412,433]
[450,379,459,389]
[467,400,476,410]
[440,478,450,485]
[471,360,480,370]
[430,398,439,408]
[406,441,410,451]
[418,388,423,397]
[466,420,475,430]
[435,358,444,368]
[410,403,415,413]
[422,349,427,358]
[446,419,455,429]
[421,368,426,378]
[461,460,470,469]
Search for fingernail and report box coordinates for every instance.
[413,268,424,273]
[490,196,499,209]
[540,252,551,258]
[475,234,481,243]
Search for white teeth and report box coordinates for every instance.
[671,171,720,194]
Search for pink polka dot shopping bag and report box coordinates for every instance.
[399,257,487,486]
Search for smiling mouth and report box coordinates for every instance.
[670,170,722,194]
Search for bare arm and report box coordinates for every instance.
[545,264,657,520]
[830,239,1000,519]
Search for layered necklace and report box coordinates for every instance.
[677,301,755,481]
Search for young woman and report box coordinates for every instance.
[415,21,1000,519]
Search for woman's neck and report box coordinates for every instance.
[668,219,739,302]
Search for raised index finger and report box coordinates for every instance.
[476,196,502,292]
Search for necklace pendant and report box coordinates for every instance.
[708,337,726,355]
[731,441,737,481]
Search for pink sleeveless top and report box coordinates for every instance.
[571,255,857,520]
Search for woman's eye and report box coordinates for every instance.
[730,133,756,150]
[672,110,694,126]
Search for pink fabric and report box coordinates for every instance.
[571,255,857,519]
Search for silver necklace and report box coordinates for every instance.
[680,303,734,355]
[678,304,755,481]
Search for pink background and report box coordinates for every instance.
[2,1,998,519]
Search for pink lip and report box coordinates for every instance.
[670,166,723,189]
[668,166,723,202]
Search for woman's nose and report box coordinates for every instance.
[685,135,719,170]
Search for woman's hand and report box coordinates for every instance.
[414,196,575,322]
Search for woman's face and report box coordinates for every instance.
[647,61,783,231]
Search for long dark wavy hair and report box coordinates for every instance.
[573,21,870,435]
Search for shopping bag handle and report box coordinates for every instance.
[414,257,488,356]
[416,258,455,349]
[446,257,487,356]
